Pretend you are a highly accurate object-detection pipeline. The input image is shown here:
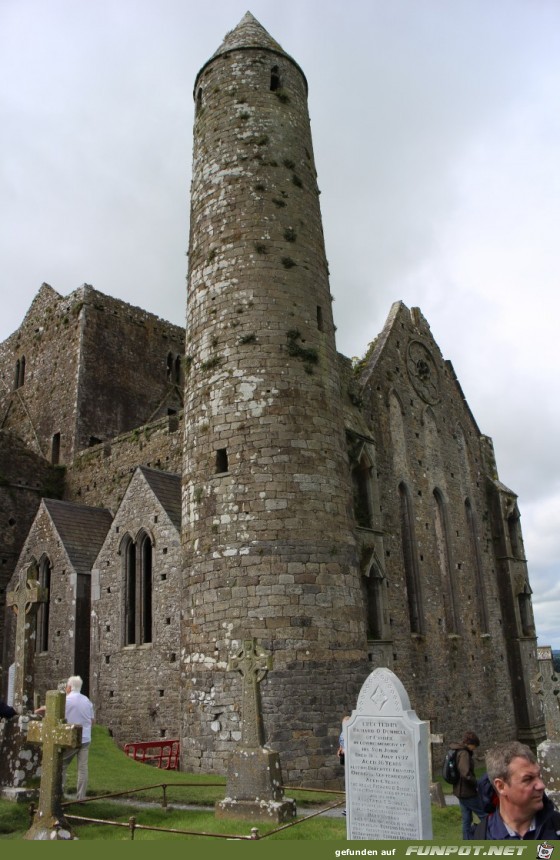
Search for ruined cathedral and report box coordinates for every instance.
[0,14,545,786]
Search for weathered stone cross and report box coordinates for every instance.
[25,690,82,840]
[228,637,272,748]
[6,561,48,712]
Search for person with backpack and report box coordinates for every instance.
[449,731,487,839]
[473,741,560,840]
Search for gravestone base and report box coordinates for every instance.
[1,786,38,804]
[430,782,446,807]
[0,720,42,792]
[215,747,296,823]
[217,796,297,823]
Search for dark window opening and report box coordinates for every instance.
[317,305,324,332]
[88,436,101,447]
[140,534,152,644]
[196,87,203,112]
[51,433,61,465]
[270,66,281,91]
[14,356,26,390]
[166,352,173,380]
[216,448,229,473]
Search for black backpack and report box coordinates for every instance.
[442,748,460,784]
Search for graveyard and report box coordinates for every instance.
[0,722,464,840]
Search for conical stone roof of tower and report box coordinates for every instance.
[211,11,286,59]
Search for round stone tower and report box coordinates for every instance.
[181,13,367,785]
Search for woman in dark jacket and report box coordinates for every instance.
[451,731,486,839]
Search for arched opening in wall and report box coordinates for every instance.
[123,536,136,645]
[36,556,51,653]
[362,565,386,641]
[139,533,153,645]
[316,306,324,332]
[196,87,203,113]
[166,352,174,381]
[352,454,374,528]
[433,488,458,634]
[19,356,25,387]
[518,584,535,637]
[174,355,182,385]
[51,433,61,465]
[465,498,489,633]
[399,482,424,634]
[507,506,524,559]
[270,65,281,91]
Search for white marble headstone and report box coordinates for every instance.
[344,667,432,840]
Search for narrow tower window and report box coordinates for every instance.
[196,87,203,112]
[316,305,324,332]
[270,66,281,91]
[51,433,61,465]
[166,352,173,380]
[216,448,229,473]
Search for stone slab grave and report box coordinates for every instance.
[344,667,432,840]
[216,637,296,823]
[0,562,47,798]
[25,689,82,840]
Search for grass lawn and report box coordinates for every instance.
[0,726,466,841]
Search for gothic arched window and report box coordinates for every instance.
[122,532,153,646]
[433,489,458,634]
[399,482,424,634]
[465,499,489,634]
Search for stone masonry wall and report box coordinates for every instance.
[64,412,183,511]
[0,283,185,464]
[355,302,519,751]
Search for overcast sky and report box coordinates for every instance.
[1,0,559,648]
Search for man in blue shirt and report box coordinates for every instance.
[474,741,560,840]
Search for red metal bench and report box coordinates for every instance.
[123,739,180,770]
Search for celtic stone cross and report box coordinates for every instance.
[6,561,48,711]
[228,638,272,748]
[25,690,82,840]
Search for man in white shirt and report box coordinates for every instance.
[62,675,95,800]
